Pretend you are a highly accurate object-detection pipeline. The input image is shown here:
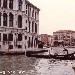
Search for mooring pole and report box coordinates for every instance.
[49,48,50,57]
[25,49,26,56]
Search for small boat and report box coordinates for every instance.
[50,53,75,60]
[27,51,75,60]
[0,51,6,55]
[49,48,75,60]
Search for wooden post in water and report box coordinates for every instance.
[49,47,52,57]
[49,48,50,57]
[25,49,26,56]
[25,50,26,56]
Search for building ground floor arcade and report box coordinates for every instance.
[0,27,38,52]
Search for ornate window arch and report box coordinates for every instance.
[3,13,7,26]
[32,21,34,32]
[3,0,7,8]
[18,15,22,28]
[9,0,13,9]
[35,23,37,33]
[18,0,22,10]
[9,12,13,27]
[0,0,1,7]
[0,12,1,26]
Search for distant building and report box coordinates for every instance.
[53,30,75,47]
[48,35,53,46]
[0,0,40,52]
[38,34,53,47]
[38,34,48,44]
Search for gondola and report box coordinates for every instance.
[50,52,75,60]
[27,52,75,60]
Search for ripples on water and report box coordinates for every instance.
[0,47,75,75]
[0,55,75,75]
[35,59,75,75]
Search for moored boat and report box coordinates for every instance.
[27,51,75,60]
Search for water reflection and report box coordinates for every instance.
[0,55,38,75]
[0,55,75,75]
[35,59,75,75]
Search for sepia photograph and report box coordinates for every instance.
[0,0,75,75]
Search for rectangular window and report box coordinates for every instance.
[32,9,34,17]
[31,37,33,47]
[35,38,38,47]
[25,45,26,49]
[9,0,13,9]
[25,27,27,31]
[3,13,7,26]
[0,33,1,41]
[8,34,13,41]
[26,20,27,23]
[0,13,1,26]
[28,37,30,48]
[0,45,1,49]
[9,20,13,27]
[18,15,22,28]
[18,34,22,41]
[35,23,37,33]
[29,7,31,16]
[9,45,13,49]
[25,36,27,40]
[26,10,27,14]
[35,12,36,19]
[0,0,1,7]
[3,0,7,8]
[29,21,30,32]
[18,0,22,10]
[18,45,22,48]
[26,5,27,9]
[32,22,34,32]
[3,34,7,41]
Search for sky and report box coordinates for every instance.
[28,0,75,35]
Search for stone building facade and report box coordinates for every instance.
[0,0,40,52]
[53,30,75,47]
[38,34,53,47]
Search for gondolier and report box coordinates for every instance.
[63,48,68,55]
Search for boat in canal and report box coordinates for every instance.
[26,48,75,60]
[27,52,75,60]
[50,52,75,60]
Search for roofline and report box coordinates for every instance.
[26,0,40,11]
[54,30,75,33]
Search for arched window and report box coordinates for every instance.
[8,33,13,41]
[31,37,33,47]
[0,0,1,7]
[34,38,38,47]
[18,15,22,28]
[32,9,34,17]
[29,21,31,32]
[35,23,37,33]
[18,34,22,41]
[0,12,1,26]
[35,38,38,47]
[28,37,30,48]
[9,0,13,9]
[3,13,7,26]
[18,0,22,10]
[3,0,7,8]
[32,21,34,32]
[9,13,13,27]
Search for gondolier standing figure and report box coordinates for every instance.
[63,48,68,55]
[49,47,53,56]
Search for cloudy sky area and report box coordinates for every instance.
[28,0,75,35]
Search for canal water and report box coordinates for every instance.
[0,47,75,75]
